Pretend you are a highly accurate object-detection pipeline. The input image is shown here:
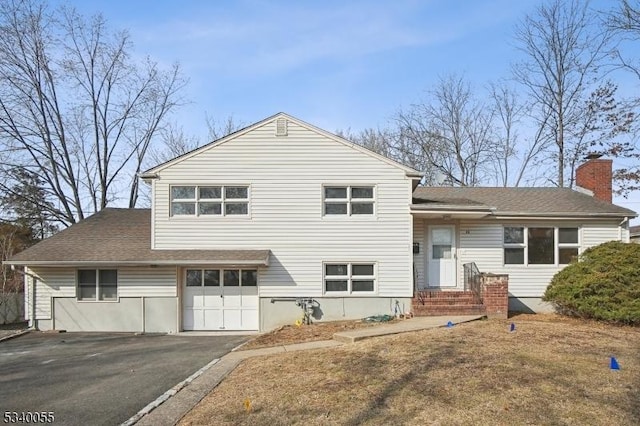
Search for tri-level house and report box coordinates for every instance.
[6,113,637,332]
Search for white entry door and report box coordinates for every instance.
[427,225,456,287]
[183,268,259,331]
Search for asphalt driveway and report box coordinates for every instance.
[0,332,248,425]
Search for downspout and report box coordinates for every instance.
[619,217,629,242]
[11,265,37,329]
[141,296,146,334]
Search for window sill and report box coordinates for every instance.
[169,214,251,220]
[323,292,378,297]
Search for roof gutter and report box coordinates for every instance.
[4,259,270,267]
[493,213,637,220]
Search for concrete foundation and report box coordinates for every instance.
[509,297,555,314]
[49,297,178,333]
[260,296,413,331]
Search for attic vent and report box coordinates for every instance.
[275,118,288,136]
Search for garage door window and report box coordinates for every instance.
[77,269,118,301]
[187,269,257,286]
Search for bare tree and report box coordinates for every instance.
[513,0,612,187]
[606,0,640,195]
[489,82,554,187]
[0,0,186,225]
[205,113,244,141]
[394,74,496,186]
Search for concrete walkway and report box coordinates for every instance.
[131,314,483,426]
[334,315,483,343]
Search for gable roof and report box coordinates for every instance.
[412,187,637,218]
[142,112,422,178]
[6,208,270,266]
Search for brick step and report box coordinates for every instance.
[413,298,480,307]
[414,291,481,305]
[412,304,486,316]
[415,290,475,299]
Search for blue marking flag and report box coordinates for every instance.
[510,323,516,332]
[446,321,454,328]
[610,357,620,370]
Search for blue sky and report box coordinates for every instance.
[59,0,640,220]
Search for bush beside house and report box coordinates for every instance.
[544,241,640,324]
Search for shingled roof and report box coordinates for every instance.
[412,187,636,217]
[6,208,270,266]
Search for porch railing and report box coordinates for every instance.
[463,262,482,301]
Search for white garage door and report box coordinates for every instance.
[183,268,258,331]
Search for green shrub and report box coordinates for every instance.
[543,241,640,325]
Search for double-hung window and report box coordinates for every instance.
[324,263,376,294]
[77,269,118,301]
[503,226,579,265]
[324,186,374,216]
[171,185,249,217]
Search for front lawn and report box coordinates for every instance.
[180,315,640,425]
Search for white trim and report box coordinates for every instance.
[143,112,422,178]
[151,180,156,249]
[169,184,250,218]
[502,225,581,267]
[322,184,376,218]
[76,268,119,303]
[323,262,377,295]
[7,259,270,267]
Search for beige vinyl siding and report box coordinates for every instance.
[457,219,626,297]
[118,267,177,297]
[582,221,624,246]
[28,268,76,320]
[153,119,414,297]
[28,266,177,320]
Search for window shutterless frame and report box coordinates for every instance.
[76,269,118,302]
[323,262,376,295]
[322,185,375,217]
[502,226,580,266]
[170,185,250,217]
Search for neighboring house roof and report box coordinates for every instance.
[141,112,422,179]
[630,225,640,238]
[6,208,270,267]
[412,187,637,218]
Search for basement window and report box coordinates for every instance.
[77,269,118,301]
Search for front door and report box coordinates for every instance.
[427,225,456,287]
[183,268,259,331]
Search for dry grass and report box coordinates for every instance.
[239,319,396,350]
[181,314,640,426]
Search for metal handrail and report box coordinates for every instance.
[463,262,482,301]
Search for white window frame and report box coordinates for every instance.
[76,269,118,302]
[502,226,580,266]
[322,185,375,216]
[323,262,376,295]
[170,185,250,217]
[557,227,580,265]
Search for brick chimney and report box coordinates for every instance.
[575,154,612,203]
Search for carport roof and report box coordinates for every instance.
[6,208,270,267]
